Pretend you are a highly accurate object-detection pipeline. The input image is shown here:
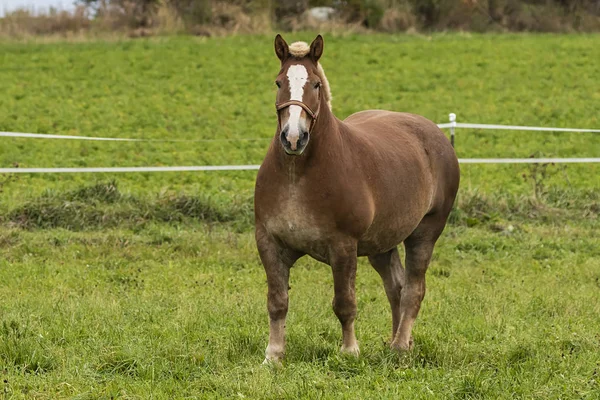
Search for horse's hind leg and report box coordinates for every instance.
[368,248,405,340]
[392,213,447,351]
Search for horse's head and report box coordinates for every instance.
[274,34,324,156]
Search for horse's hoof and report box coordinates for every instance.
[262,357,283,367]
[390,337,413,352]
[264,344,284,366]
[340,344,360,357]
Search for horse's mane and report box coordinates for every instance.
[289,41,332,111]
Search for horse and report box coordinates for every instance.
[254,34,460,364]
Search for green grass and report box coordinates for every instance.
[1,34,599,204]
[1,224,599,398]
[0,33,599,398]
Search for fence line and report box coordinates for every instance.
[0,132,141,141]
[2,117,599,142]
[1,158,599,174]
[2,114,598,172]
[453,123,600,133]
[457,158,600,164]
[0,166,260,174]
[0,132,271,142]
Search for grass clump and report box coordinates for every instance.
[2,180,597,232]
[0,320,55,374]
[449,186,599,227]
[4,181,253,231]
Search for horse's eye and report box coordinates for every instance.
[275,81,281,88]
[314,82,321,89]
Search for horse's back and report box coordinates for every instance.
[344,110,446,147]
[343,109,459,215]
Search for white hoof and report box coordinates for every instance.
[390,336,413,352]
[340,344,360,357]
[263,344,284,366]
[262,356,283,366]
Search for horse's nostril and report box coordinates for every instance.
[280,128,289,145]
[299,131,309,144]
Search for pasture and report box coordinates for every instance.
[0,33,599,398]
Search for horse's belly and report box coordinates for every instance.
[356,226,414,256]
[356,206,426,256]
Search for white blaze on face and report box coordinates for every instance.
[285,64,308,150]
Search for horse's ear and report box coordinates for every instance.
[309,35,324,62]
[274,34,289,62]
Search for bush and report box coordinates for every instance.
[0,6,91,37]
[82,0,161,28]
[168,0,212,26]
[1,0,599,38]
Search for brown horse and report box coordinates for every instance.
[254,34,460,364]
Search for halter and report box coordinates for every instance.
[275,98,321,134]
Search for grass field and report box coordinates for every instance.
[0,33,599,398]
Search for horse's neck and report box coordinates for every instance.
[311,106,341,153]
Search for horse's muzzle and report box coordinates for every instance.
[280,126,309,155]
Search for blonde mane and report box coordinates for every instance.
[289,41,332,110]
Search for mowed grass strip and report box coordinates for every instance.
[0,33,599,206]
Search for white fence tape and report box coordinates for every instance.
[2,115,598,172]
[1,158,599,174]
[0,132,140,141]
[458,158,600,164]
[454,123,600,133]
[0,132,270,142]
[0,165,261,173]
[3,121,598,142]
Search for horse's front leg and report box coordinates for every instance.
[256,228,301,364]
[329,240,359,356]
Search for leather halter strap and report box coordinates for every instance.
[275,98,321,133]
[276,100,318,119]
